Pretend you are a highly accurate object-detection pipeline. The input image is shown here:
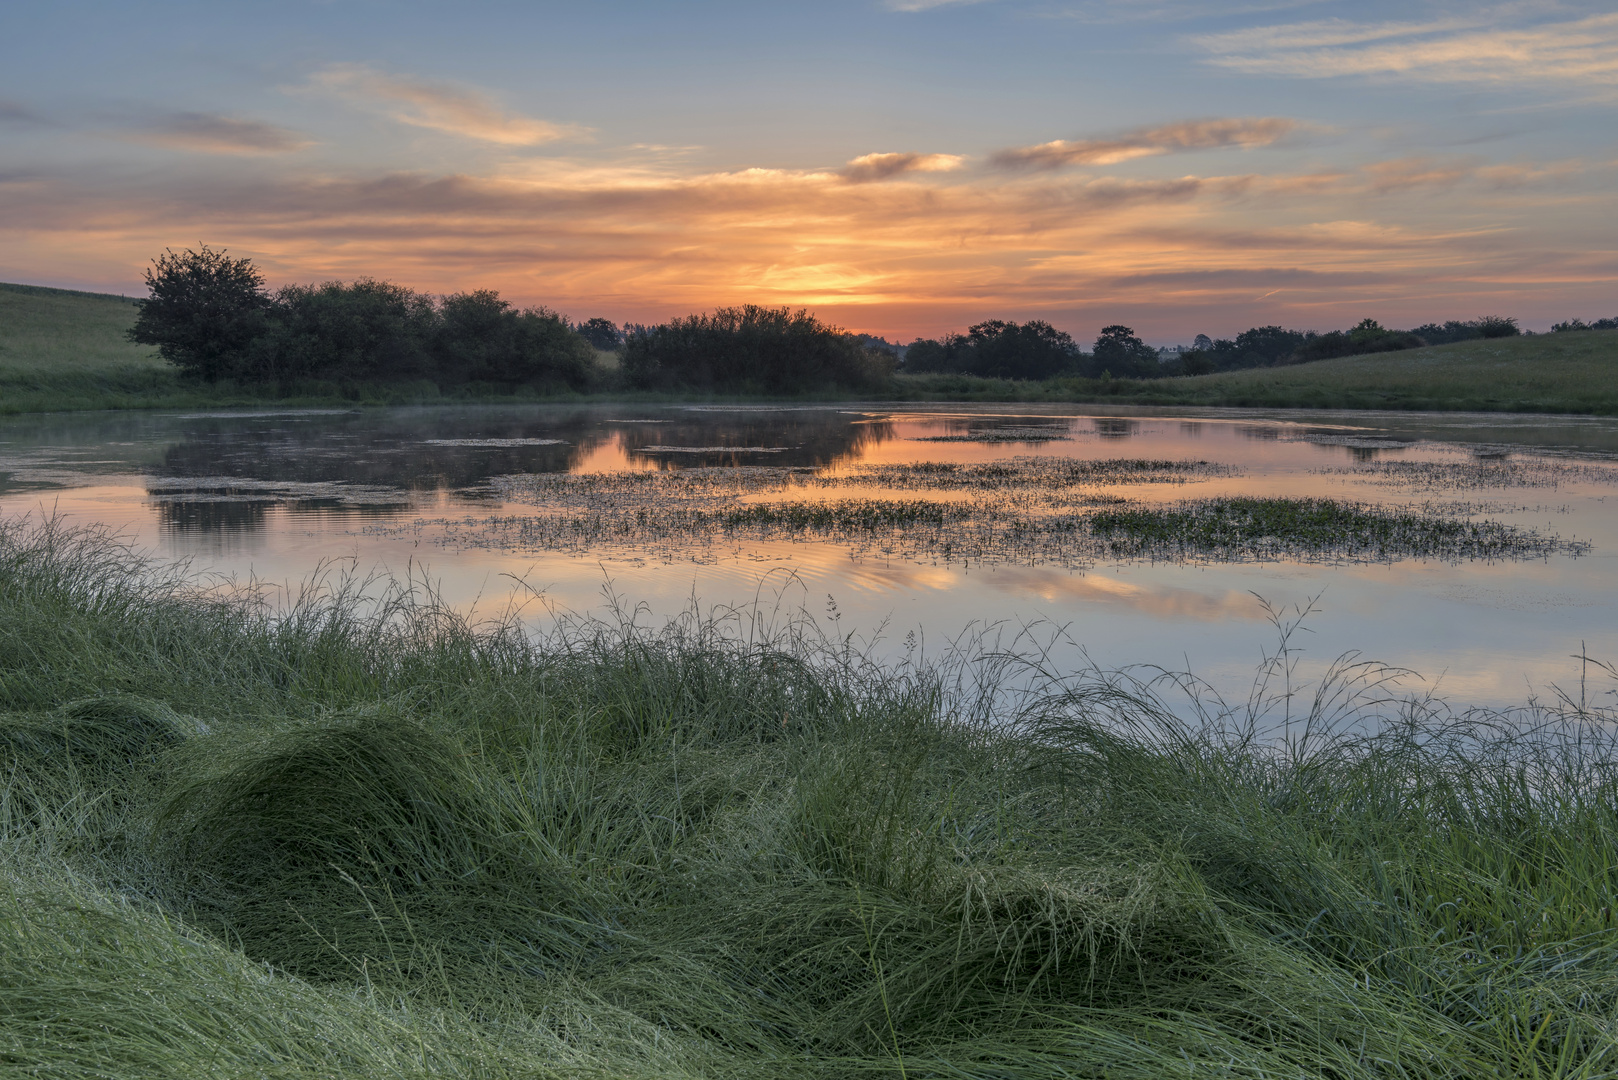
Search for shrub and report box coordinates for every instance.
[623,305,892,392]
[433,290,595,389]
[1474,315,1520,338]
[1553,317,1618,332]
[1293,318,1424,363]
[256,279,437,383]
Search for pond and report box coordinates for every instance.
[3,402,1616,710]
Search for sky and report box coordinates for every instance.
[2,0,1616,343]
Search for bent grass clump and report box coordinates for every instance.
[4,519,1618,1076]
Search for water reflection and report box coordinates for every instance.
[130,407,901,537]
[3,402,1618,712]
[1093,418,1138,440]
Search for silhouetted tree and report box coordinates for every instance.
[622,306,892,392]
[1090,325,1158,378]
[577,317,624,350]
[965,319,1078,379]
[434,291,595,388]
[901,320,1076,379]
[1293,318,1424,363]
[128,245,272,380]
[1473,315,1519,338]
[259,279,437,382]
[1553,316,1618,332]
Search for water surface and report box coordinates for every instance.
[3,402,1615,709]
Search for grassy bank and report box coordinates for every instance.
[894,330,1618,414]
[4,518,1618,1077]
[7,280,1618,416]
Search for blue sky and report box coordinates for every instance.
[3,0,1615,342]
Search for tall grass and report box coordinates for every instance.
[3,515,1618,1076]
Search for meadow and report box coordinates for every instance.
[5,517,1618,1077]
[6,281,1618,416]
[898,331,1618,414]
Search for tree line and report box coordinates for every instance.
[900,315,1524,380]
[129,247,597,390]
[133,246,1599,395]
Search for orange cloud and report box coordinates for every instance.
[992,117,1300,170]
[3,130,1613,339]
[841,152,964,183]
[308,65,586,145]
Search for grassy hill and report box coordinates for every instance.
[897,331,1618,415]
[1102,331,1618,413]
[4,280,1618,415]
[0,283,197,413]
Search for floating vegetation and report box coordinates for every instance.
[487,457,1229,507]
[639,444,791,453]
[405,459,1584,569]
[422,438,568,448]
[1296,433,1417,450]
[145,476,412,508]
[1316,457,1618,492]
[911,425,1072,443]
[1090,497,1586,562]
[835,458,1230,491]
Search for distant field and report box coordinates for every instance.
[897,331,1618,414]
[1110,331,1618,413]
[4,281,1618,415]
[0,283,195,413]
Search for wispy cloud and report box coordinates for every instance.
[309,64,587,145]
[840,152,964,183]
[0,101,51,127]
[992,117,1298,170]
[3,142,1610,337]
[883,0,992,12]
[1195,12,1618,87]
[126,112,312,155]
[1038,1,1328,25]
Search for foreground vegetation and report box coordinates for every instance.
[4,518,1618,1076]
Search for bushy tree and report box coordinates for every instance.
[128,246,272,380]
[1553,316,1618,332]
[900,333,972,374]
[1473,315,1519,338]
[964,319,1077,379]
[622,306,891,392]
[1293,318,1424,363]
[901,320,1077,379]
[259,279,437,382]
[576,317,623,351]
[434,291,595,388]
[1090,325,1159,378]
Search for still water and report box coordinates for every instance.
[3,403,1616,709]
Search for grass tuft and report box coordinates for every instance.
[3,515,1618,1076]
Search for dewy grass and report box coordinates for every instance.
[5,517,1618,1076]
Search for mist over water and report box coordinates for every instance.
[3,402,1616,711]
